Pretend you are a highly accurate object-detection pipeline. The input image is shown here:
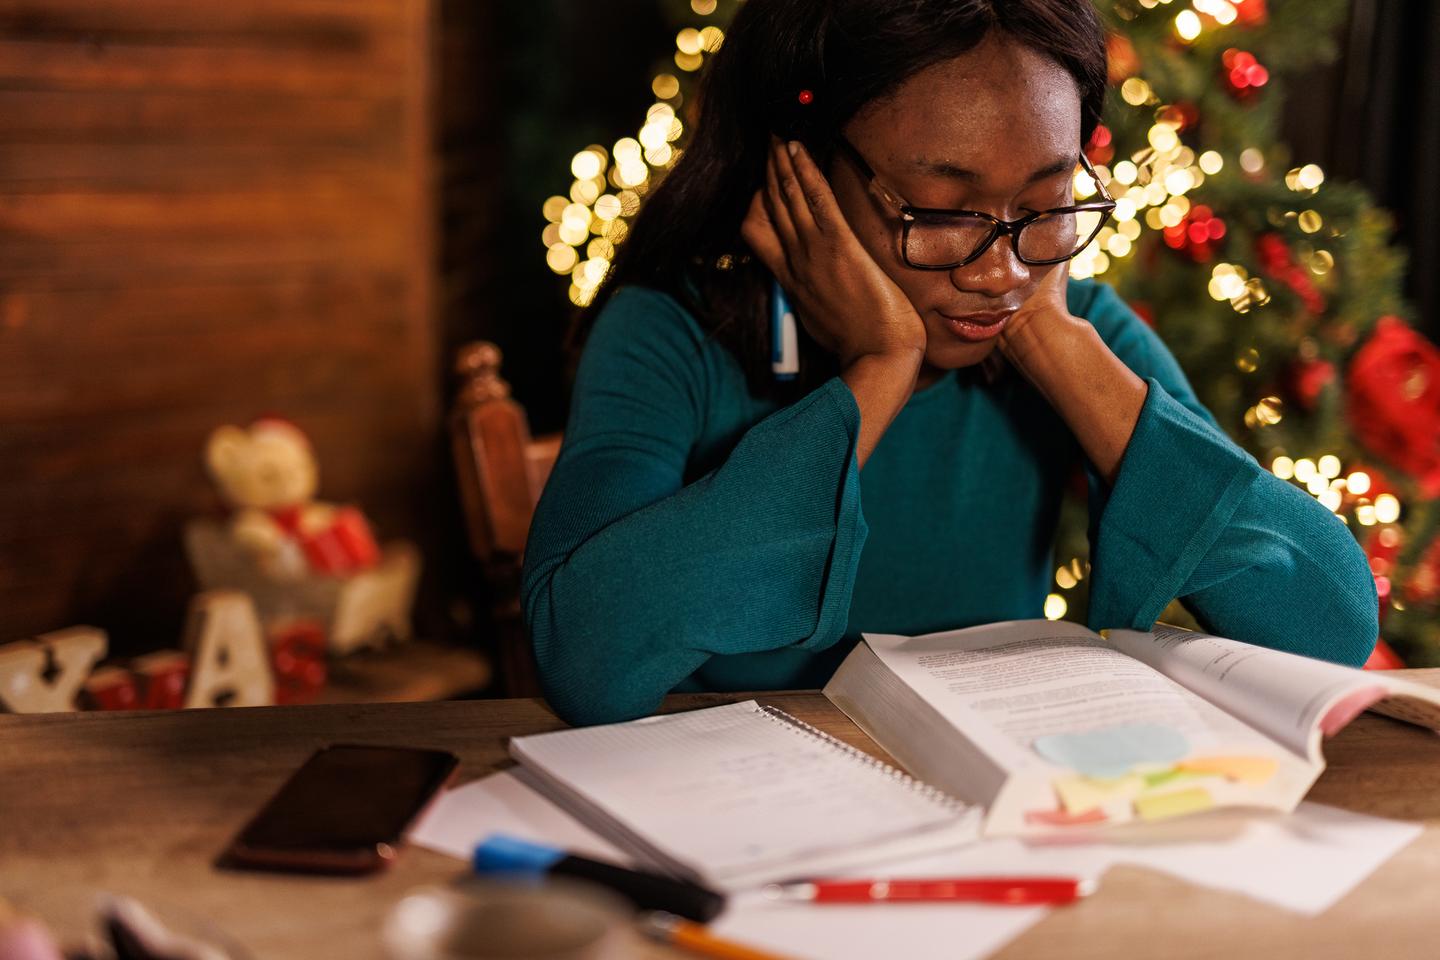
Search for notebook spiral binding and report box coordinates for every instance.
[756,703,970,815]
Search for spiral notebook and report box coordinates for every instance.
[508,700,982,892]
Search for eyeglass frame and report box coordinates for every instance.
[833,135,1117,270]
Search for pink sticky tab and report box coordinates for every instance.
[1025,807,1109,827]
[1320,684,1388,737]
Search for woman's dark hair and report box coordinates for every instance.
[568,0,1108,401]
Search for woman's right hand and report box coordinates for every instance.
[740,136,928,370]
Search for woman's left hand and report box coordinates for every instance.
[992,264,1150,486]
[992,261,1076,387]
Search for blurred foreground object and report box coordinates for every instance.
[0,898,64,960]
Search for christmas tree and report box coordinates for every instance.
[538,0,1440,663]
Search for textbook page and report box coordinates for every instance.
[1107,626,1440,761]
[860,621,1310,832]
[863,621,1277,771]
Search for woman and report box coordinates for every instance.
[522,0,1378,726]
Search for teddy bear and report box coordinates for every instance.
[203,418,381,581]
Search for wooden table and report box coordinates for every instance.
[5,675,1440,959]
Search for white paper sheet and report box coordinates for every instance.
[409,771,1421,960]
[410,769,628,864]
[1075,802,1421,915]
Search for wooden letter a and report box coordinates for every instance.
[183,591,276,708]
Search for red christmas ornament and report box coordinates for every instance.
[1405,535,1440,605]
[1284,357,1336,412]
[1254,232,1326,314]
[1365,525,1402,578]
[1084,124,1113,166]
[1361,522,1401,630]
[1361,497,1440,611]
[1233,0,1268,27]
[1346,316,1440,496]
[1162,204,1226,262]
[1106,33,1141,85]
[1158,102,1200,133]
[1337,461,1399,515]
[1363,638,1404,670]
[1221,49,1270,101]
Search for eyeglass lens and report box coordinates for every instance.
[906,208,1107,267]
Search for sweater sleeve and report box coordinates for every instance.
[520,287,868,726]
[1079,282,1378,666]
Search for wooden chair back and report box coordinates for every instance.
[449,342,561,697]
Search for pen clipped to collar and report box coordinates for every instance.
[770,279,799,381]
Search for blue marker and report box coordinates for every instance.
[473,834,725,922]
[770,278,799,381]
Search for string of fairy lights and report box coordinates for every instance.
[541,6,724,309]
[540,0,1403,623]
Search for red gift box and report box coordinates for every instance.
[300,507,381,575]
[269,619,328,705]
[84,666,139,711]
[133,651,191,710]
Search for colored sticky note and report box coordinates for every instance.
[1024,807,1109,827]
[1053,774,1144,814]
[1034,724,1190,778]
[1176,755,1280,786]
[1134,786,1214,822]
[1142,767,1196,789]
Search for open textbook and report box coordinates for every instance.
[824,619,1440,836]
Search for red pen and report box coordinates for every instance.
[762,876,1094,906]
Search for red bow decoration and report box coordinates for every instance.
[1346,316,1440,497]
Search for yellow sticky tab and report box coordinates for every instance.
[1176,755,1279,786]
[1054,774,1143,814]
[1134,786,1214,822]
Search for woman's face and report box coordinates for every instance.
[830,34,1084,372]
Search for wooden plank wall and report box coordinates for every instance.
[0,0,441,653]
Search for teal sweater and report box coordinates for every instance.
[522,279,1378,726]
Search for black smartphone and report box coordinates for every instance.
[218,743,459,875]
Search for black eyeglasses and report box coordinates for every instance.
[834,136,1116,270]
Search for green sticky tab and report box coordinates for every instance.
[1142,767,1194,789]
